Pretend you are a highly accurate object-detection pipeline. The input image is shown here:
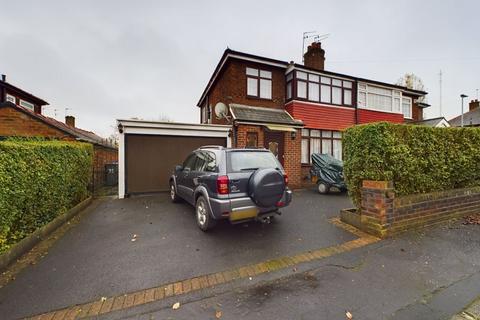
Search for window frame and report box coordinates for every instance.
[358,82,406,115]
[246,67,273,100]
[6,94,16,104]
[19,99,35,111]
[246,132,258,148]
[292,71,354,107]
[402,96,413,119]
[301,129,343,164]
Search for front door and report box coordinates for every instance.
[264,130,285,166]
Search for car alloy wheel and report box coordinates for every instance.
[170,184,176,200]
[196,199,207,226]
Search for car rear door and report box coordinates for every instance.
[177,153,197,201]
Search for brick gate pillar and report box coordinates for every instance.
[360,180,395,237]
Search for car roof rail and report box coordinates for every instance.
[199,145,224,150]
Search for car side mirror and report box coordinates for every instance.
[175,165,183,172]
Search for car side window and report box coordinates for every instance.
[182,153,197,170]
[204,151,216,172]
[194,152,206,172]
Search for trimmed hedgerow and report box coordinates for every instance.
[343,122,480,208]
[0,140,93,253]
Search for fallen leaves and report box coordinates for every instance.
[215,310,222,318]
[172,302,180,310]
[464,214,480,225]
[100,296,107,302]
[346,311,353,319]
[131,234,138,242]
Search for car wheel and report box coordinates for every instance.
[170,181,180,203]
[195,196,216,231]
[317,182,329,194]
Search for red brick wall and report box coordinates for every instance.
[208,59,286,125]
[0,105,73,139]
[356,180,480,238]
[93,145,118,187]
[235,124,265,148]
[283,129,301,188]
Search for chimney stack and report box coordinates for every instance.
[303,42,325,71]
[469,99,480,112]
[65,115,75,127]
[1,74,5,82]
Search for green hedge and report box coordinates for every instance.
[0,140,93,253]
[343,122,480,208]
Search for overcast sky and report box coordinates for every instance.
[1,0,479,137]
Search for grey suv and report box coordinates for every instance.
[169,146,292,231]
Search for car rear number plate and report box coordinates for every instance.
[230,208,258,221]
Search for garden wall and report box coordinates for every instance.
[341,180,480,238]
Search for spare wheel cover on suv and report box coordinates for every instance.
[248,168,285,208]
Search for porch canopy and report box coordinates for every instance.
[229,103,303,130]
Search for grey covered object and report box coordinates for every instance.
[309,153,347,190]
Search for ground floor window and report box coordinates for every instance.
[301,129,342,163]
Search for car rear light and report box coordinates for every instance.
[217,175,229,195]
[283,174,288,186]
[276,201,285,207]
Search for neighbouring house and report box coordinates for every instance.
[196,42,429,188]
[412,116,450,127]
[449,99,480,127]
[0,75,117,188]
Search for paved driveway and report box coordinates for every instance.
[0,189,356,319]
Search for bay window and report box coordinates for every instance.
[246,67,272,99]
[302,129,343,163]
[358,82,403,114]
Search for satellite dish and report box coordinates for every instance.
[214,102,228,119]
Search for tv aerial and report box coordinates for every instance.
[302,31,330,62]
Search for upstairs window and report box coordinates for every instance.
[20,99,34,111]
[6,94,15,104]
[358,82,402,114]
[246,67,272,99]
[293,71,353,107]
[402,97,412,118]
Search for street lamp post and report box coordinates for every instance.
[461,94,468,127]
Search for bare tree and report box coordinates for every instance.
[397,73,427,102]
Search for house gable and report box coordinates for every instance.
[0,103,74,139]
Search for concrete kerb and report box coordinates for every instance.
[0,196,93,271]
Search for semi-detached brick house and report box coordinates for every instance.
[0,75,117,188]
[197,42,429,188]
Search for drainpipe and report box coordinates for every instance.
[354,82,359,124]
[232,121,237,148]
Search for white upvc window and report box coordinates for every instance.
[20,99,34,111]
[402,97,412,119]
[6,94,16,104]
[358,82,405,115]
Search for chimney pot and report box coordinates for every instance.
[65,115,75,127]
[303,42,325,71]
[1,74,5,82]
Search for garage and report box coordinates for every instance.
[117,120,231,198]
